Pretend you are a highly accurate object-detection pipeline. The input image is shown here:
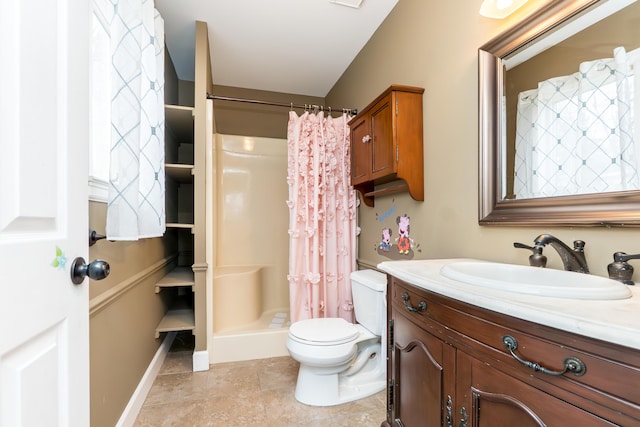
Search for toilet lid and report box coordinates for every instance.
[289,318,359,345]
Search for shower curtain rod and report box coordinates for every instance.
[206,94,358,116]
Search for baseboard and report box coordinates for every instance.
[192,350,210,372]
[115,331,177,427]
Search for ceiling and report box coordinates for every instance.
[154,0,398,98]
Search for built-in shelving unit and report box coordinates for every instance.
[154,101,197,341]
[153,21,212,372]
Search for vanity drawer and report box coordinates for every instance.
[456,311,640,413]
[389,277,640,421]
[390,280,432,321]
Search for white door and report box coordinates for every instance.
[0,0,91,426]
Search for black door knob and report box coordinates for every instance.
[70,257,110,284]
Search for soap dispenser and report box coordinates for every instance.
[607,252,640,285]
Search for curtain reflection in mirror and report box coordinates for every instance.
[513,47,640,199]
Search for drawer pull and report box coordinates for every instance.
[502,335,586,377]
[402,292,426,313]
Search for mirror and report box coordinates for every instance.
[479,0,640,226]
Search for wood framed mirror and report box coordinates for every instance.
[478,0,640,226]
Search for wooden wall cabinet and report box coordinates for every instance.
[383,276,640,427]
[349,85,424,207]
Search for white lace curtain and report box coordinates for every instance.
[514,47,640,199]
[92,0,166,240]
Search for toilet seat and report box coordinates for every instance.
[289,318,359,346]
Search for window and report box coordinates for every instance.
[89,1,111,202]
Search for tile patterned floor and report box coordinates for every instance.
[134,350,386,427]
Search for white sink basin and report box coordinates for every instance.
[440,261,632,300]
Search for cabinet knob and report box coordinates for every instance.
[362,135,372,143]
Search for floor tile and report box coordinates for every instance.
[135,350,387,427]
[133,400,205,427]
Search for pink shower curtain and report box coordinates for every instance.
[287,111,357,323]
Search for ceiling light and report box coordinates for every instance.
[479,0,527,18]
[329,0,364,9]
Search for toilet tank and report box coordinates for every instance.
[351,269,387,335]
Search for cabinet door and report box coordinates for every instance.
[350,115,372,185]
[391,313,455,427]
[370,96,396,180]
[456,351,616,427]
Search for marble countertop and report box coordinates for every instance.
[377,258,640,351]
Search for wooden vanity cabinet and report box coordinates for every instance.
[383,276,640,427]
[388,312,455,426]
[348,85,424,206]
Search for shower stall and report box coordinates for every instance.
[207,133,290,363]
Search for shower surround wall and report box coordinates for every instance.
[209,134,290,363]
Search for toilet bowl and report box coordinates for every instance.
[286,269,387,406]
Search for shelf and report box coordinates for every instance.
[165,105,194,143]
[166,223,195,230]
[166,163,194,182]
[354,180,410,207]
[364,181,409,197]
[155,267,195,293]
[155,308,195,338]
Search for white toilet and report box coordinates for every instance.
[286,269,387,406]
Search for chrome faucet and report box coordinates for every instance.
[532,234,589,273]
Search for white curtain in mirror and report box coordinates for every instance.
[514,47,640,199]
[92,0,166,240]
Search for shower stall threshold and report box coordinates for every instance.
[209,309,291,364]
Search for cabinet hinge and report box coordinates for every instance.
[387,378,394,414]
[388,319,394,355]
[395,99,399,116]
[396,146,399,162]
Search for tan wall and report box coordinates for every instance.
[88,201,174,427]
[165,49,179,105]
[211,85,325,138]
[326,0,640,278]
